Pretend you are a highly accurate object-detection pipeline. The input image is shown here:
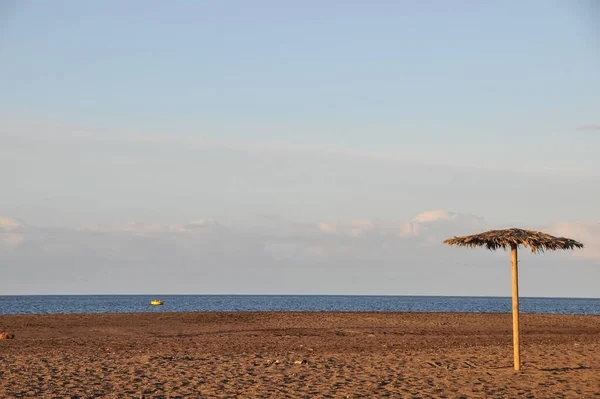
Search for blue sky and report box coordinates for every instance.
[1,1,599,295]
[1,1,598,143]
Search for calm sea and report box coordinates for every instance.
[0,295,599,315]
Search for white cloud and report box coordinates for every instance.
[0,233,24,249]
[318,220,375,237]
[412,210,457,223]
[3,211,473,261]
[117,222,189,234]
[0,217,24,231]
[78,219,219,235]
[318,222,337,234]
[79,222,187,235]
[1,211,598,296]
[188,218,216,227]
[552,222,600,260]
[400,210,487,242]
[0,217,26,250]
[317,213,481,243]
[3,120,600,233]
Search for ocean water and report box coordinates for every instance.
[0,295,599,315]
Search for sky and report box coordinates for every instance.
[1,1,599,296]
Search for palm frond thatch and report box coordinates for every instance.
[443,228,584,253]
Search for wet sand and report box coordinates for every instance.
[1,312,599,398]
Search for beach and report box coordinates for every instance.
[1,312,599,398]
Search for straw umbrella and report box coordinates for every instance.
[443,228,583,371]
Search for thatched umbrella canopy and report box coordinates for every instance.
[444,228,583,253]
[444,228,583,371]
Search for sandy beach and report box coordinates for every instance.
[1,312,599,398]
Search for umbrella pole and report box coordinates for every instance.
[511,244,520,371]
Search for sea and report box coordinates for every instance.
[1,295,599,315]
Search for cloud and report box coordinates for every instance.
[0,217,25,250]
[400,211,487,241]
[412,210,457,223]
[318,220,375,237]
[0,232,24,249]
[318,222,337,234]
[78,219,220,235]
[4,212,595,261]
[315,212,487,245]
[551,222,600,260]
[1,211,599,296]
[0,217,24,231]
[2,211,484,261]
[188,218,216,227]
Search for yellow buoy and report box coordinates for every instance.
[150,300,163,306]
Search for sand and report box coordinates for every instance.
[1,312,599,398]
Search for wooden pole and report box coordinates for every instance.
[511,244,520,371]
